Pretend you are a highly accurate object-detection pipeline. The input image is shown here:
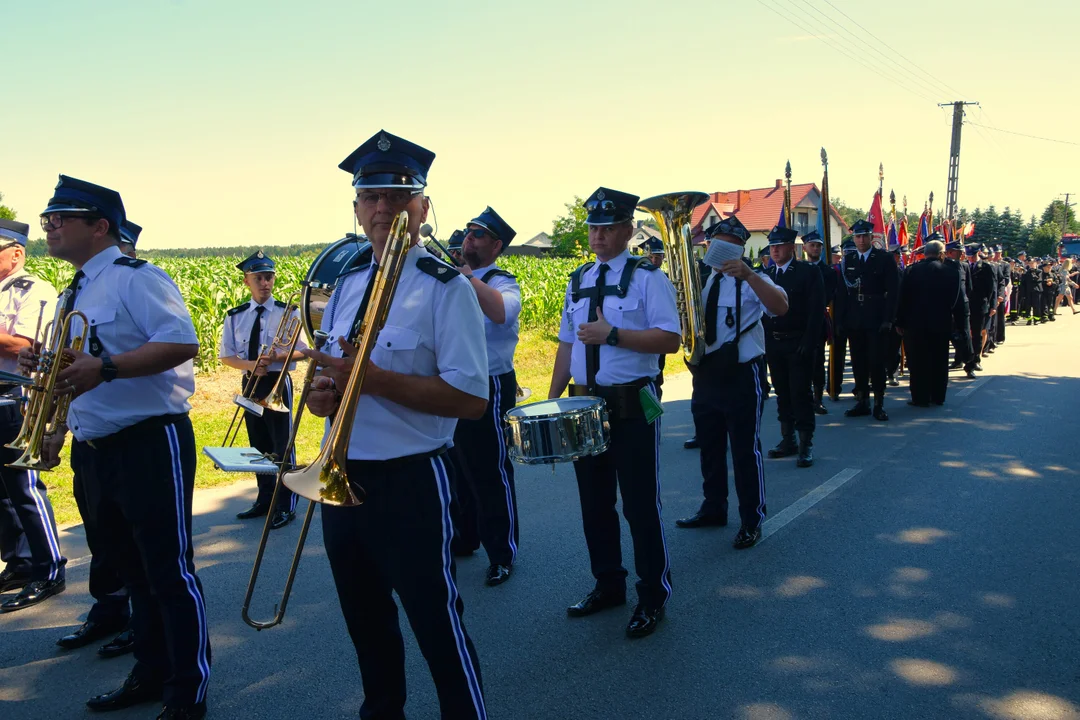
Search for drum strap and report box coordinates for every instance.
[348,264,378,343]
[586,263,610,391]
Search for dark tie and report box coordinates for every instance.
[348,264,379,343]
[247,306,265,361]
[704,275,721,346]
[61,270,85,315]
[586,263,610,390]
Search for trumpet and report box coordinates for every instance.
[5,291,88,471]
[221,293,302,447]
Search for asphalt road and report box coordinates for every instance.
[3,318,1080,720]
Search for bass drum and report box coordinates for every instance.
[301,234,371,344]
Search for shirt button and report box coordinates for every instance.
[387,342,392,347]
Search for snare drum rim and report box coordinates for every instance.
[503,396,607,424]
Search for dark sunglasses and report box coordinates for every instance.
[466,227,497,240]
[585,200,616,212]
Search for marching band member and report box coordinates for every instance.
[302,130,489,719]
[31,175,210,719]
[548,187,679,638]
[835,219,898,421]
[676,217,788,549]
[0,219,66,612]
[453,206,521,586]
[219,251,306,529]
[118,219,140,259]
[763,226,823,468]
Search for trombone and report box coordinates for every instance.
[221,293,303,447]
[4,291,88,471]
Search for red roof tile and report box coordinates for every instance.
[690,181,849,236]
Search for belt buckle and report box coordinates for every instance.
[857,291,864,302]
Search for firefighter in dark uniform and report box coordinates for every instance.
[801,230,834,415]
[835,219,899,421]
[453,206,521,587]
[0,219,67,612]
[965,244,996,372]
[763,226,823,468]
[884,245,906,387]
[219,252,306,529]
[944,239,974,374]
[1009,254,1024,322]
[827,238,855,400]
[676,216,789,548]
[301,130,490,718]
[549,187,680,639]
[31,175,210,718]
[1020,254,1041,324]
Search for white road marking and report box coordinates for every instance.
[955,377,990,397]
[759,468,862,543]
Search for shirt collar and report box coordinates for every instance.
[471,262,499,278]
[592,249,631,276]
[81,245,123,282]
[776,259,793,273]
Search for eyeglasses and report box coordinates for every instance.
[0,243,20,253]
[466,227,493,240]
[40,213,100,232]
[355,189,423,209]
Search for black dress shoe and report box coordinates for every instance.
[845,402,871,417]
[157,702,207,720]
[0,578,65,612]
[965,369,977,379]
[873,405,889,422]
[949,359,963,369]
[733,527,762,550]
[566,588,626,617]
[675,511,727,529]
[887,375,900,387]
[626,604,664,638]
[485,564,512,587]
[86,672,163,712]
[683,436,699,450]
[98,629,136,659]
[236,501,270,520]
[58,618,129,649]
[0,567,30,593]
[269,509,295,530]
[813,401,828,415]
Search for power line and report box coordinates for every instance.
[966,121,1080,147]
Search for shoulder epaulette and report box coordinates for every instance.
[2,276,34,292]
[274,299,287,308]
[634,257,659,271]
[416,256,461,283]
[113,257,147,268]
[480,268,517,284]
[227,302,251,317]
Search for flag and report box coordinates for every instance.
[915,209,929,249]
[776,202,787,229]
[963,222,976,238]
[868,191,885,235]
[898,215,909,249]
[886,218,899,250]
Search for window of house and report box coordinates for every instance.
[797,211,809,231]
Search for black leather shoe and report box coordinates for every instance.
[813,401,828,415]
[873,405,889,422]
[58,618,129,649]
[845,402,871,417]
[949,359,963,369]
[157,702,207,720]
[675,511,727,529]
[0,567,30,594]
[566,588,626,617]
[236,501,270,520]
[0,578,65,612]
[796,431,813,468]
[269,509,295,530]
[767,436,797,459]
[683,436,699,450]
[887,374,900,387]
[733,527,762,550]
[965,369,977,379]
[626,604,664,639]
[98,629,136,659]
[86,672,163,712]
[972,362,983,372]
[485,564,512,587]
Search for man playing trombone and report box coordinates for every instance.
[219,251,306,529]
[300,130,489,719]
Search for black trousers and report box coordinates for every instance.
[847,328,888,401]
[995,300,1007,342]
[572,381,671,610]
[241,372,296,512]
[765,339,815,433]
[827,331,848,398]
[322,453,486,720]
[905,329,950,405]
[451,370,518,567]
[813,332,827,398]
[71,414,210,707]
[885,330,903,377]
[691,356,768,531]
[0,407,65,582]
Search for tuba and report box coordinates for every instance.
[637,192,710,365]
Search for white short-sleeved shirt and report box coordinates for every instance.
[320,243,488,461]
[0,269,57,375]
[66,245,198,441]
[218,294,307,372]
[701,268,787,363]
[469,263,520,376]
[557,249,680,386]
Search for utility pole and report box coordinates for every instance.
[938,100,979,220]
[1059,193,1074,232]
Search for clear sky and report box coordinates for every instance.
[3,0,1078,249]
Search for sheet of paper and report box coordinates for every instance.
[703,239,747,269]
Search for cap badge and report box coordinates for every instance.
[256,250,264,259]
[377,134,392,152]
[596,190,605,201]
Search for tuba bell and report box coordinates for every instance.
[637,192,710,365]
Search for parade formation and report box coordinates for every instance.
[1,131,1078,720]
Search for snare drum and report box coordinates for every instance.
[504,396,610,465]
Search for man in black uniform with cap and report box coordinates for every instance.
[965,244,996,371]
[763,226,823,467]
[836,219,898,421]
[944,239,974,374]
[801,230,835,414]
[827,238,855,401]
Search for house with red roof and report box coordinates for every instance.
[691,179,850,256]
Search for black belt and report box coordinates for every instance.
[568,377,652,420]
[84,412,189,450]
[346,445,448,470]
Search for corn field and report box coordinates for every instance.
[26,253,581,372]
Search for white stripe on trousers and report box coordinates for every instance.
[648,381,673,606]
[165,424,211,703]
[750,362,767,525]
[490,376,517,562]
[25,470,63,580]
[283,374,297,511]
[431,455,487,720]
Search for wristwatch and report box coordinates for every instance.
[99,355,119,383]
[605,326,620,347]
